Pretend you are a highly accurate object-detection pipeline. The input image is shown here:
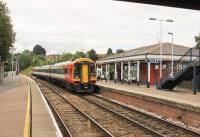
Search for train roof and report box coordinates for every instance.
[33,58,95,70]
[73,58,95,63]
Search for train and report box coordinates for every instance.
[32,58,99,93]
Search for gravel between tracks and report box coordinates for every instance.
[85,95,196,137]
[61,93,152,137]
[37,82,108,137]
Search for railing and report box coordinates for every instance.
[162,48,199,83]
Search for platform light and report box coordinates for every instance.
[149,17,174,90]
[168,32,174,77]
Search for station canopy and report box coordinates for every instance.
[117,0,200,10]
[97,43,199,63]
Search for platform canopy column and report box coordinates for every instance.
[106,64,108,82]
[147,61,151,88]
[137,61,140,86]
[128,61,131,85]
[121,62,123,83]
[114,62,117,83]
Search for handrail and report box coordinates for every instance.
[177,48,192,63]
[162,48,199,84]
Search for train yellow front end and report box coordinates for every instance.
[69,58,98,92]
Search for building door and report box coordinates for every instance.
[82,64,89,83]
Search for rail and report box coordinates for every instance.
[36,79,114,137]
[86,93,200,137]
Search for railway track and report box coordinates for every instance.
[34,78,200,137]
[36,80,113,137]
[35,79,154,137]
[83,94,200,137]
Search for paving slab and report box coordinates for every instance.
[0,76,27,137]
[0,75,61,137]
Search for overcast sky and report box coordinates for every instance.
[6,0,200,54]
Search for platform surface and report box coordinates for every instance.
[27,76,60,137]
[97,81,200,107]
[0,75,60,137]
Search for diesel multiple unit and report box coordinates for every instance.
[32,58,98,92]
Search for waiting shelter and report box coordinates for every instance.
[96,43,199,89]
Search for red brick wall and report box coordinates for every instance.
[101,90,200,128]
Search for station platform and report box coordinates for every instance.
[97,80,200,107]
[0,75,61,137]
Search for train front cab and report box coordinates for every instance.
[72,59,99,92]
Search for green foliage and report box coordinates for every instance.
[107,48,113,56]
[62,52,73,61]
[116,49,124,54]
[194,33,200,64]
[87,49,98,61]
[32,54,46,66]
[195,33,200,49]
[0,1,16,61]
[73,51,86,59]
[20,66,33,75]
[19,50,33,70]
[33,44,46,56]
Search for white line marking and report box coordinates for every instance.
[32,79,63,137]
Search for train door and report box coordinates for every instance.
[82,64,89,83]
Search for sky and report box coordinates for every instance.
[6,0,200,54]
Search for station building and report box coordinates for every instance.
[96,43,199,88]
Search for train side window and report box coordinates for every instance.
[74,63,81,78]
[90,63,96,76]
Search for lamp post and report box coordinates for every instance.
[149,18,173,89]
[168,32,174,77]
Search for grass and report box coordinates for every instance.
[20,66,33,75]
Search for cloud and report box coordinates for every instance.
[6,0,200,54]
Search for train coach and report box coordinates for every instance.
[32,58,99,93]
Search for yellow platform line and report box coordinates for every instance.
[23,82,31,137]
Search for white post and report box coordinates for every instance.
[96,65,98,77]
[121,62,123,82]
[128,61,131,84]
[172,35,174,75]
[137,61,140,86]
[11,49,14,77]
[107,64,110,80]
[160,20,163,87]
[114,62,117,83]
[106,64,108,82]
[100,65,103,81]
[148,62,151,86]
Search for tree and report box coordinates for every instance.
[107,48,113,56]
[62,52,73,61]
[33,45,46,56]
[73,51,86,59]
[195,33,200,64]
[87,49,98,61]
[116,49,124,54]
[19,50,33,70]
[0,1,16,61]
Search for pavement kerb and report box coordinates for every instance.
[30,77,63,137]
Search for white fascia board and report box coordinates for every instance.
[147,54,198,61]
[96,55,146,64]
[147,54,182,61]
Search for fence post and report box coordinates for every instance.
[192,66,197,95]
